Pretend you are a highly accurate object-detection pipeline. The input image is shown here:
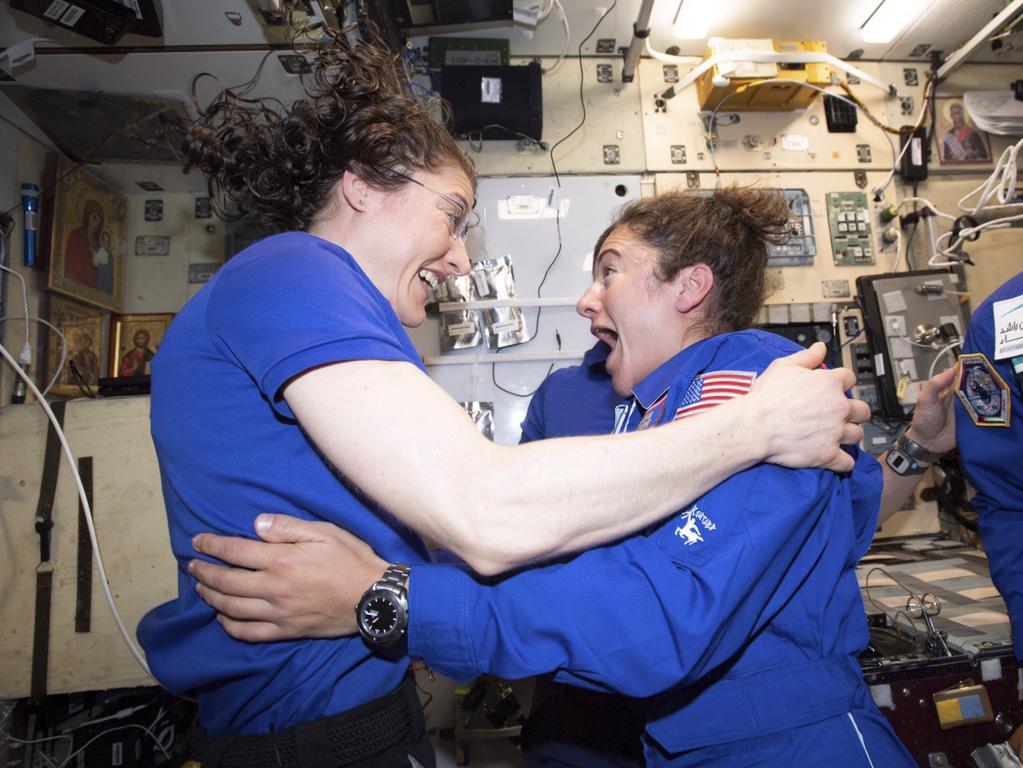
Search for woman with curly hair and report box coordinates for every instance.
[138,31,868,767]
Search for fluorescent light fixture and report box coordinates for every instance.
[861,0,930,44]
[674,0,718,39]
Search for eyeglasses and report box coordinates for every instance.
[392,170,478,240]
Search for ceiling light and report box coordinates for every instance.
[673,0,719,40]
[861,0,930,44]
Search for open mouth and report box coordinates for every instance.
[592,327,618,348]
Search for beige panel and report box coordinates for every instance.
[654,170,901,305]
[463,57,646,176]
[639,59,897,173]
[0,396,175,698]
[122,193,226,314]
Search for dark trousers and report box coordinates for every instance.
[193,673,434,768]
[521,677,645,768]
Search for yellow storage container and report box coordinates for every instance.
[696,39,832,112]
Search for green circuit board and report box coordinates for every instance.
[826,191,875,266]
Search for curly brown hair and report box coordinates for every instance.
[176,30,476,232]
[594,187,792,334]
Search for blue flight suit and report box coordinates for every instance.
[408,330,914,767]
[955,270,1023,659]
[519,341,628,442]
[518,342,642,767]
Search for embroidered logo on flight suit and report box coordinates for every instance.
[674,504,716,546]
[955,353,1011,427]
[637,393,668,431]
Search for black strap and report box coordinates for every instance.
[75,456,94,633]
[197,674,421,767]
[32,399,66,698]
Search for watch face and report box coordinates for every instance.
[362,595,399,636]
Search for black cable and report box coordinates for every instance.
[493,4,617,397]
[462,124,548,154]
[547,0,618,187]
[925,71,939,168]
[490,152,567,396]
[905,181,920,270]
[491,329,561,398]
[67,360,98,399]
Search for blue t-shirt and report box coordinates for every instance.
[138,232,431,737]
[408,331,895,760]
[955,270,1023,657]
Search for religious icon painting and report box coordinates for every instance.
[110,313,174,378]
[45,294,107,398]
[934,96,992,167]
[39,155,126,311]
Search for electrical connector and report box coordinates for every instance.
[12,341,31,404]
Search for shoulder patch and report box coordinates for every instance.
[674,371,756,420]
[955,353,1011,428]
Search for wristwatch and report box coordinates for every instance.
[885,432,942,476]
[356,564,410,647]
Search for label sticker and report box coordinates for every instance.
[993,293,1023,360]
[44,0,70,20]
[480,77,502,104]
[59,5,85,26]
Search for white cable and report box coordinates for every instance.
[644,40,891,93]
[535,0,554,22]
[930,211,1023,265]
[641,40,702,64]
[891,318,937,349]
[928,342,959,380]
[921,136,1023,264]
[0,339,152,677]
[0,263,31,350]
[58,722,170,767]
[0,315,66,397]
[703,80,897,189]
[890,234,904,275]
[540,0,570,76]
[957,137,1023,213]
[896,197,957,221]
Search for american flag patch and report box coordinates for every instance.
[674,371,756,420]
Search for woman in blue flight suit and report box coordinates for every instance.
[400,189,915,766]
[190,188,916,766]
[955,271,1023,666]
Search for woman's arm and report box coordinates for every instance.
[284,343,865,574]
[878,366,957,524]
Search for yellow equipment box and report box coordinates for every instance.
[696,39,832,112]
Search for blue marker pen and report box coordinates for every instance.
[21,183,39,267]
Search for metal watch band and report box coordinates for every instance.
[376,563,410,594]
[895,433,941,466]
